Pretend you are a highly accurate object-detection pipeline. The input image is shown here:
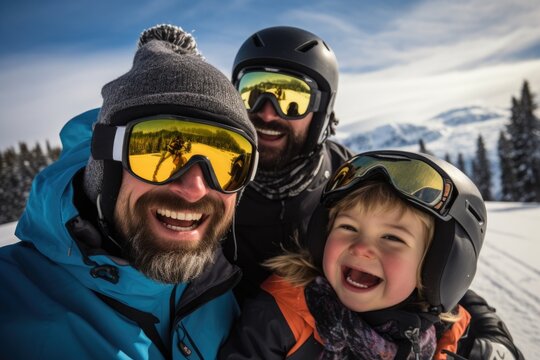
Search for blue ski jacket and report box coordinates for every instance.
[0,109,241,359]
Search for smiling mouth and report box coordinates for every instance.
[256,127,285,141]
[344,267,382,289]
[156,208,204,231]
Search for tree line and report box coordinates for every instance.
[421,80,540,202]
[129,128,246,155]
[0,142,61,224]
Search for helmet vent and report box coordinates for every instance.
[251,34,265,48]
[466,201,484,227]
[296,40,318,53]
[322,41,331,51]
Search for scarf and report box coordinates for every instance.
[305,276,437,360]
[249,147,324,200]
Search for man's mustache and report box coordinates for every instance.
[250,115,290,133]
[136,190,221,215]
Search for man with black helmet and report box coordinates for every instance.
[225,25,352,297]
[0,25,258,359]
[225,26,524,360]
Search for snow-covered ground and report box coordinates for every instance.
[1,201,538,358]
[469,202,540,359]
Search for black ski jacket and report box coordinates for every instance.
[223,140,352,301]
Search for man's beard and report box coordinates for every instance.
[114,191,231,283]
[251,115,307,171]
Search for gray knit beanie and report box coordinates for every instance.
[83,24,255,223]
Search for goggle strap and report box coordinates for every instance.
[248,153,259,182]
[112,126,126,162]
[312,90,322,111]
[91,124,118,161]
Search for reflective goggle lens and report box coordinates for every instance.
[325,155,450,211]
[238,71,313,117]
[127,119,255,192]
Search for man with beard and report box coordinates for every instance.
[0,25,258,359]
[224,25,352,301]
[224,26,524,360]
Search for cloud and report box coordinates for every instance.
[335,58,540,129]
[291,0,540,73]
[0,49,132,150]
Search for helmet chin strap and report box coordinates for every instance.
[229,186,247,261]
[96,193,123,250]
[230,210,239,262]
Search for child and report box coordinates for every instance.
[219,150,486,359]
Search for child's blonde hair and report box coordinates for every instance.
[265,182,458,321]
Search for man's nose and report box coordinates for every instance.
[256,100,281,122]
[167,164,210,202]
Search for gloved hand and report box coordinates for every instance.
[468,338,517,360]
[457,290,524,360]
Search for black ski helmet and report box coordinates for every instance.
[232,26,339,154]
[307,150,487,313]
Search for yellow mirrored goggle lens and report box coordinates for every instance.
[329,156,445,205]
[238,71,312,116]
[127,119,254,191]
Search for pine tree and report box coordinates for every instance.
[457,153,467,176]
[31,142,48,173]
[418,139,434,155]
[0,151,7,224]
[46,140,61,163]
[0,141,62,224]
[0,147,20,223]
[519,81,540,201]
[505,81,539,202]
[498,131,516,201]
[444,153,452,164]
[528,89,540,202]
[472,135,492,200]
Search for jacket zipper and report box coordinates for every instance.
[172,263,241,359]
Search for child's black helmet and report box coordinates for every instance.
[307,150,487,313]
[232,26,339,154]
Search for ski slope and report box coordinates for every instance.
[469,202,540,358]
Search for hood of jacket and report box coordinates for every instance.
[14,108,182,310]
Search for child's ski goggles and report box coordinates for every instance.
[91,116,258,193]
[322,151,454,218]
[235,68,322,120]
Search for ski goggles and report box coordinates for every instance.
[91,115,258,193]
[322,151,454,218]
[235,68,322,120]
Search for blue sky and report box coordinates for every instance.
[1,0,540,149]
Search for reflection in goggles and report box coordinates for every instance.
[127,119,255,192]
[326,155,446,207]
[238,71,313,117]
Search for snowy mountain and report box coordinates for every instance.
[335,106,509,197]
